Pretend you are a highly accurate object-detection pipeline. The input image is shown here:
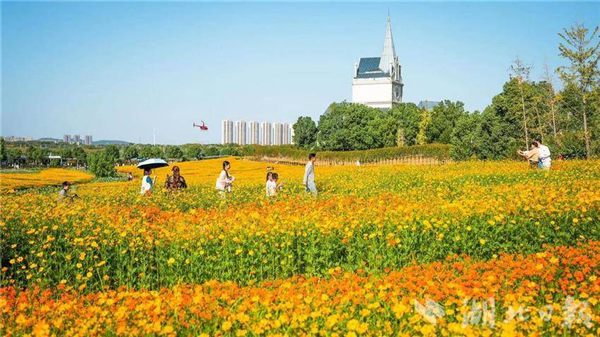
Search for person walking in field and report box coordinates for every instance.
[518,143,540,169]
[535,140,551,170]
[303,153,317,196]
[140,169,156,195]
[216,160,235,193]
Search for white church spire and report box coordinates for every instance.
[379,13,396,73]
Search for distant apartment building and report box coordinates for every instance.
[248,121,260,145]
[73,135,81,143]
[221,120,234,144]
[282,123,290,145]
[84,135,93,145]
[63,134,70,143]
[261,122,272,145]
[220,120,292,146]
[273,122,283,146]
[235,120,247,145]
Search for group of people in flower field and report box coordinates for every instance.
[59,142,551,201]
[137,153,319,197]
[517,139,553,169]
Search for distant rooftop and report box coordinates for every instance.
[418,100,441,110]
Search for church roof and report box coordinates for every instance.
[379,14,397,72]
[355,57,389,79]
[354,14,399,80]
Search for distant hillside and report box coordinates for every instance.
[93,140,131,145]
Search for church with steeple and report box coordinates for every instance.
[352,15,403,109]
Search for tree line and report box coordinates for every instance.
[293,24,600,160]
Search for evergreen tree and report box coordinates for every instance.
[292,116,318,148]
[557,24,600,158]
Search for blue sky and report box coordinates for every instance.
[2,2,598,144]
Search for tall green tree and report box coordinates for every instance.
[89,152,117,177]
[0,137,5,162]
[7,148,23,165]
[123,146,139,160]
[292,116,318,148]
[166,146,184,160]
[104,145,121,161]
[450,113,482,160]
[416,108,432,145]
[388,103,421,146]
[557,23,600,158]
[427,101,466,144]
[317,103,383,151]
[72,147,87,164]
[509,56,534,148]
[185,145,203,160]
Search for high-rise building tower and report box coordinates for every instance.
[273,122,283,146]
[248,121,260,145]
[290,125,295,145]
[261,122,272,145]
[282,123,290,145]
[235,120,247,145]
[63,134,70,143]
[222,120,234,144]
[73,135,81,144]
[85,135,93,145]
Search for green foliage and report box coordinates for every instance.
[139,145,164,159]
[556,24,600,158]
[427,101,466,144]
[242,144,450,162]
[416,108,432,145]
[165,146,184,159]
[450,113,482,160]
[183,145,201,160]
[293,116,318,148]
[0,137,6,162]
[60,148,73,159]
[89,152,117,177]
[7,148,23,164]
[204,146,219,157]
[123,146,139,160]
[554,132,588,159]
[220,146,240,156]
[316,102,423,151]
[104,145,121,161]
[72,147,87,164]
[389,103,421,146]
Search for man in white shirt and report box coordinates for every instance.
[535,141,551,169]
[303,153,317,196]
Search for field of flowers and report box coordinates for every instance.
[0,168,93,192]
[2,158,600,335]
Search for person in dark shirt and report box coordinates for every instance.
[165,166,187,190]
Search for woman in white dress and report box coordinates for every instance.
[216,161,235,193]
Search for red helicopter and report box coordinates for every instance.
[193,121,208,131]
